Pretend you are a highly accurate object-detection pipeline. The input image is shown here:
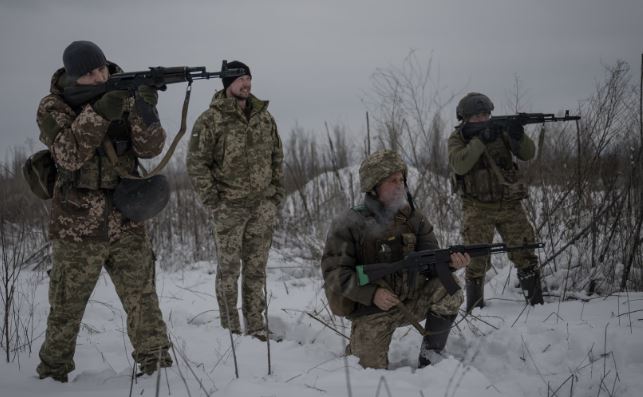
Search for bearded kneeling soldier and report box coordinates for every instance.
[321,150,469,369]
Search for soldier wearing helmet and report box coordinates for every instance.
[448,92,544,312]
[321,149,469,369]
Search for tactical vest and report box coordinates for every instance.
[59,119,137,190]
[326,205,420,317]
[453,131,528,202]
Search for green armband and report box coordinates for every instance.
[356,265,370,286]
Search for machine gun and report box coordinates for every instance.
[356,242,545,295]
[63,60,245,107]
[461,111,580,140]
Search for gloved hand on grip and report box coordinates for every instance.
[479,126,499,144]
[93,90,129,121]
[135,86,160,126]
[137,85,158,106]
[507,120,524,140]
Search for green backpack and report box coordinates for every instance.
[23,149,56,200]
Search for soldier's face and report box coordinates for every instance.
[467,112,491,123]
[226,75,252,100]
[376,171,407,209]
[75,65,109,86]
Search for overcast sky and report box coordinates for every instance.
[1,0,641,160]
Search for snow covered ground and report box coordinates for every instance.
[2,249,642,397]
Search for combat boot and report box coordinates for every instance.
[36,361,70,383]
[137,349,173,376]
[517,266,544,306]
[465,278,485,313]
[418,312,457,368]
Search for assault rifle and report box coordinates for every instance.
[63,60,246,107]
[356,242,545,295]
[491,110,580,127]
[461,111,580,140]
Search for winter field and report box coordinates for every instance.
[1,247,642,397]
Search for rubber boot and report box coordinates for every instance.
[465,278,485,313]
[517,266,544,306]
[418,312,456,368]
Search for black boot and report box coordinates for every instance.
[418,312,456,368]
[518,266,544,306]
[465,278,485,313]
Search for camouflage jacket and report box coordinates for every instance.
[36,64,166,242]
[321,194,439,316]
[186,90,284,208]
[447,125,535,203]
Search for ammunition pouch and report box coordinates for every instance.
[457,161,527,202]
[113,175,170,222]
[23,149,56,200]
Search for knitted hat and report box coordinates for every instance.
[222,60,251,90]
[63,41,107,79]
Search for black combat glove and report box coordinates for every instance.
[461,122,488,141]
[93,90,130,121]
[507,120,524,140]
[137,85,158,106]
[478,126,499,144]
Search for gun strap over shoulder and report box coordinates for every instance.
[482,149,510,186]
[103,82,193,179]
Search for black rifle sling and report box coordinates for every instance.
[103,82,193,179]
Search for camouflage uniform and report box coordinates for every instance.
[448,92,542,310]
[321,150,463,369]
[186,90,283,335]
[36,64,171,380]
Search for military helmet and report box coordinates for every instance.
[456,92,494,121]
[359,149,407,193]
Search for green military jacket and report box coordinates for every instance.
[447,125,535,203]
[321,194,439,317]
[36,64,166,242]
[186,90,284,208]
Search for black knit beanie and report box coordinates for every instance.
[63,41,107,79]
[222,61,251,90]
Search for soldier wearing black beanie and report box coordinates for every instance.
[62,41,107,79]
[221,60,251,90]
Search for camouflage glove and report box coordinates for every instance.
[137,85,158,106]
[507,121,524,140]
[93,90,130,121]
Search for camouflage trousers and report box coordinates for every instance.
[462,199,538,280]
[211,199,277,334]
[349,276,463,369]
[37,232,170,378]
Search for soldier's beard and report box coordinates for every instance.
[381,188,408,214]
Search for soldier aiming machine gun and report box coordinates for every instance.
[356,242,545,295]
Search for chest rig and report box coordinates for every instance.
[454,130,527,202]
[59,118,137,190]
[353,205,419,300]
